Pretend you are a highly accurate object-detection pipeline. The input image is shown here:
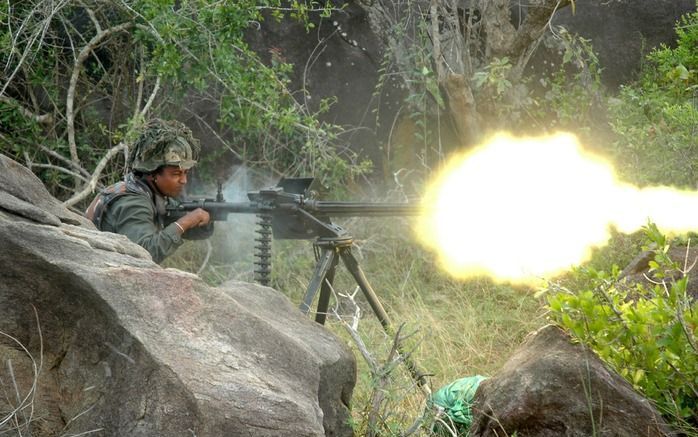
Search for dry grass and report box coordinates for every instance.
[171,215,548,434]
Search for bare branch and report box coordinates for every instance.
[63,143,127,208]
[430,0,444,81]
[182,106,243,161]
[133,48,145,119]
[0,306,42,431]
[197,240,213,276]
[37,144,92,178]
[509,0,571,57]
[2,1,65,97]
[140,76,161,118]
[66,21,133,184]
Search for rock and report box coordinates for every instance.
[469,325,672,437]
[0,154,356,436]
[222,0,390,171]
[0,154,92,227]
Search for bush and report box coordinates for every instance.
[546,224,698,428]
[606,8,698,187]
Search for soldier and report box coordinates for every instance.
[86,119,211,263]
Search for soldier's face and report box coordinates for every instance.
[152,166,188,197]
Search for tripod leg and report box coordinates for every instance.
[300,248,336,315]
[315,255,338,325]
[340,248,429,390]
[339,249,392,329]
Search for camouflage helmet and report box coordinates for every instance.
[128,119,200,173]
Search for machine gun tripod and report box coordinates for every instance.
[301,231,429,389]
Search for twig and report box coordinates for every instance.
[60,427,105,437]
[333,287,378,370]
[433,416,459,437]
[31,163,91,183]
[1,0,69,98]
[429,0,444,81]
[677,301,698,354]
[58,403,101,436]
[0,305,43,431]
[103,341,135,365]
[133,47,145,119]
[7,359,29,436]
[37,144,91,178]
[181,106,242,161]
[140,75,161,118]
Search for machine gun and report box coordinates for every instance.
[167,177,428,387]
[166,177,421,285]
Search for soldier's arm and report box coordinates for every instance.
[106,195,184,263]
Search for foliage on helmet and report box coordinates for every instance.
[128,119,200,172]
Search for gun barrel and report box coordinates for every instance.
[169,199,423,219]
[307,201,423,217]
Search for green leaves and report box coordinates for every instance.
[1,0,366,195]
[546,225,698,424]
[607,9,698,188]
[472,57,513,96]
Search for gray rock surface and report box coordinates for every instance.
[0,153,356,436]
[469,325,672,437]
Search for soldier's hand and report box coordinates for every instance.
[176,208,211,232]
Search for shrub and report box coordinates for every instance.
[607,8,698,187]
[546,224,698,427]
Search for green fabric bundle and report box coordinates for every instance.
[431,375,488,435]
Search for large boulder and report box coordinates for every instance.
[0,153,356,436]
[469,325,672,437]
[233,1,390,168]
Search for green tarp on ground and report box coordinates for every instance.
[430,375,488,435]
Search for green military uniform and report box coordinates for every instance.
[86,119,201,263]
[87,174,183,263]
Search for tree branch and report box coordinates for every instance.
[0,95,53,124]
[30,163,91,184]
[509,0,571,57]
[37,144,91,178]
[66,21,133,186]
[62,143,127,208]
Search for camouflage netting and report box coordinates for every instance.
[128,119,201,172]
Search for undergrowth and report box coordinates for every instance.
[546,224,698,432]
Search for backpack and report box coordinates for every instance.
[85,174,151,229]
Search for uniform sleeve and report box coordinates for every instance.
[106,194,183,263]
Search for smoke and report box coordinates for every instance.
[211,166,277,281]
